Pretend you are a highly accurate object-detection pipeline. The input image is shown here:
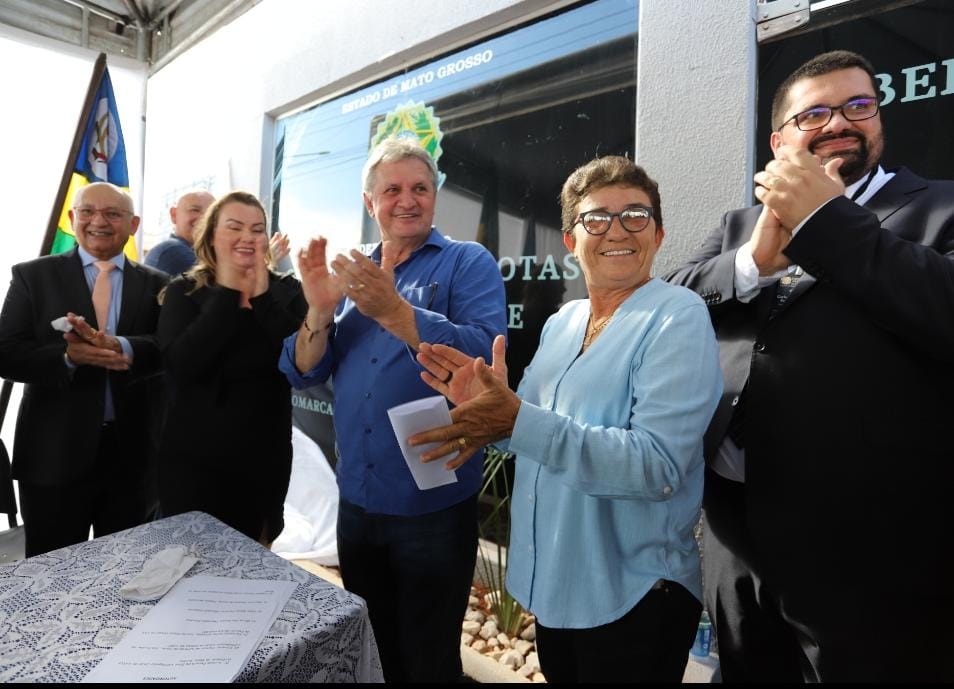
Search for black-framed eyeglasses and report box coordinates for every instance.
[574,206,653,235]
[777,97,880,132]
[72,206,133,223]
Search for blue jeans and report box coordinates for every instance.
[337,495,478,682]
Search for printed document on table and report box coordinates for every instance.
[82,575,297,683]
[387,395,459,490]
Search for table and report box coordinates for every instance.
[0,511,383,682]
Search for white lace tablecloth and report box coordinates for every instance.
[0,511,383,682]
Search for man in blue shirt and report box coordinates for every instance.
[280,138,506,682]
[144,189,215,275]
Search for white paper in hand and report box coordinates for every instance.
[387,395,459,490]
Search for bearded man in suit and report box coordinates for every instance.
[0,182,167,557]
[666,50,954,682]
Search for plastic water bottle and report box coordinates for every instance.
[690,610,712,657]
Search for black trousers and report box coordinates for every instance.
[702,468,803,682]
[705,467,954,682]
[535,580,702,683]
[337,495,478,683]
[19,424,153,558]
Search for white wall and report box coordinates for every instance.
[0,24,146,454]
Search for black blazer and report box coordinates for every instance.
[665,167,954,606]
[0,248,167,486]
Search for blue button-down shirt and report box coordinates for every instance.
[280,228,506,516]
[505,279,723,628]
[75,246,134,421]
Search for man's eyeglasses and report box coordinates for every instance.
[574,206,654,236]
[73,207,133,223]
[778,97,879,132]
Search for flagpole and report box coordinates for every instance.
[38,52,108,258]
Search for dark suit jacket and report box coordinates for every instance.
[665,167,954,631]
[0,248,167,486]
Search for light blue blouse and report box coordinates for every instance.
[505,278,722,629]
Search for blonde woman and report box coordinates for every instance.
[157,191,306,545]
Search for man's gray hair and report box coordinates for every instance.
[361,137,439,194]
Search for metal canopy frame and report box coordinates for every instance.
[0,0,258,73]
[756,0,926,42]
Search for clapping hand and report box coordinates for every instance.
[63,312,130,370]
[216,238,270,308]
[268,232,291,269]
[330,242,403,321]
[298,236,345,315]
[749,205,792,276]
[409,335,518,470]
[754,145,845,228]
[417,335,508,406]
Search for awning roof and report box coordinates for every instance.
[0,0,258,73]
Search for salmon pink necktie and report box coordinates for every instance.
[92,261,115,333]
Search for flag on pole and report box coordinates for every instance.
[44,54,135,258]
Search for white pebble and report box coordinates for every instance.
[524,652,541,673]
[462,620,481,635]
[520,622,536,641]
[464,609,485,623]
[479,620,499,640]
[471,639,486,652]
[499,650,525,669]
[496,632,510,646]
[515,640,534,656]
[461,632,473,646]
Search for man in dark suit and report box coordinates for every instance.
[0,182,167,557]
[666,50,954,682]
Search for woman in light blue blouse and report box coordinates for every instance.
[410,156,723,683]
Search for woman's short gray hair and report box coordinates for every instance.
[362,137,439,194]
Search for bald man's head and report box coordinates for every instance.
[69,182,139,260]
[170,190,215,245]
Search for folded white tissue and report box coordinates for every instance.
[51,316,74,333]
[118,545,199,601]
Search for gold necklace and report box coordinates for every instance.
[582,313,613,349]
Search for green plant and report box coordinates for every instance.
[476,445,524,636]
